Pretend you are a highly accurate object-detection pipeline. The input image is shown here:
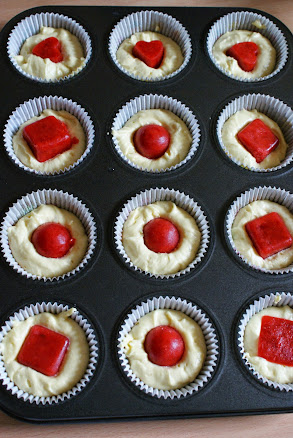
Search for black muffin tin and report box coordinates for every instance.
[0,5,293,423]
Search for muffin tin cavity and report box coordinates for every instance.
[111,94,200,173]
[207,11,288,82]
[7,12,92,83]
[0,302,98,404]
[4,95,95,176]
[114,187,210,279]
[117,296,219,399]
[225,186,293,274]
[0,189,97,281]
[237,292,293,391]
[109,10,192,82]
[216,94,293,172]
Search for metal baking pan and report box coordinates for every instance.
[0,5,293,422]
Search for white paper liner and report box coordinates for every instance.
[226,186,293,274]
[114,187,210,279]
[0,189,97,281]
[0,302,98,404]
[238,292,293,391]
[7,12,92,83]
[216,94,293,172]
[207,11,288,82]
[118,296,219,399]
[111,94,200,173]
[4,95,95,176]
[109,10,192,82]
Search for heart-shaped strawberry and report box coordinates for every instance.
[132,40,164,68]
[226,42,258,72]
[32,37,63,63]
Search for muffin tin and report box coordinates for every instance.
[0,5,293,422]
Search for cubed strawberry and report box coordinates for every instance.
[258,316,293,366]
[23,116,76,162]
[245,212,292,259]
[17,325,70,377]
[237,119,279,163]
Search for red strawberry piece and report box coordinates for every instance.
[132,40,164,68]
[143,218,180,253]
[258,316,293,366]
[32,37,63,63]
[226,42,258,72]
[31,222,75,258]
[245,212,293,259]
[237,119,279,163]
[144,325,185,366]
[17,325,70,377]
[133,124,170,159]
[23,116,77,162]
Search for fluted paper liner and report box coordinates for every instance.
[118,296,219,399]
[112,94,201,173]
[109,10,192,82]
[0,302,98,404]
[216,94,293,172]
[207,11,288,82]
[0,189,97,281]
[4,95,95,176]
[238,292,293,391]
[226,186,293,274]
[114,187,210,279]
[8,12,92,83]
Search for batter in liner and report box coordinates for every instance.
[122,201,201,275]
[212,30,276,79]
[0,308,89,397]
[221,109,287,169]
[15,27,86,80]
[121,309,206,390]
[8,204,88,278]
[13,109,86,173]
[116,31,184,80]
[244,306,293,384]
[231,200,293,270]
[112,109,192,171]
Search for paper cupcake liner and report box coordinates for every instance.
[226,186,293,274]
[4,95,95,176]
[114,187,210,279]
[216,94,293,172]
[111,94,201,173]
[207,11,288,82]
[0,189,97,281]
[0,302,98,404]
[109,10,192,82]
[118,296,219,399]
[7,12,92,83]
[238,292,293,391]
